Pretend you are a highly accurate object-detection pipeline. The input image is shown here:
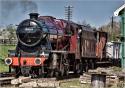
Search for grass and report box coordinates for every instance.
[0,61,9,72]
[0,44,15,72]
[111,66,122,72]
[0,44,15,59]
[60,79,122,88]
[60,79,91,88]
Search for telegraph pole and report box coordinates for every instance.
[111,16,114,41]
[65,5,73,21]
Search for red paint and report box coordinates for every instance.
[70,34,77,52]
[11,57,46,66]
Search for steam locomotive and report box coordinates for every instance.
[5,13,108,77]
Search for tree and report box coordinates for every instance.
[6,24,16,44]
[78,20,96,31]
[98,21,120,41]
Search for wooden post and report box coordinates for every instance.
[91,74,106,88]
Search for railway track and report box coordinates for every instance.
[17,75,80,88]
[0,72,15,87]
[0,72,15,77]
[0,72,80,87]
[57,73,80,80]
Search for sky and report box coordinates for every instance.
[0,0,124,28]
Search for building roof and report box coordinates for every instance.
[114,4,125,16]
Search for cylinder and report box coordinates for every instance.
[91,74,106,88]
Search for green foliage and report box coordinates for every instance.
[0,45,15,59]
[0,61,9,72]
[99,21,120,41]
[6,24,16,43]
[0,45,15,72]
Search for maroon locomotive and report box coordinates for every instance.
[5,13,107,77]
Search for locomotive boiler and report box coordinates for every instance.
[5,13,108,77]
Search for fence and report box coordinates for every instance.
[0,39,17,45]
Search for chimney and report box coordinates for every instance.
[29,13,39,20]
